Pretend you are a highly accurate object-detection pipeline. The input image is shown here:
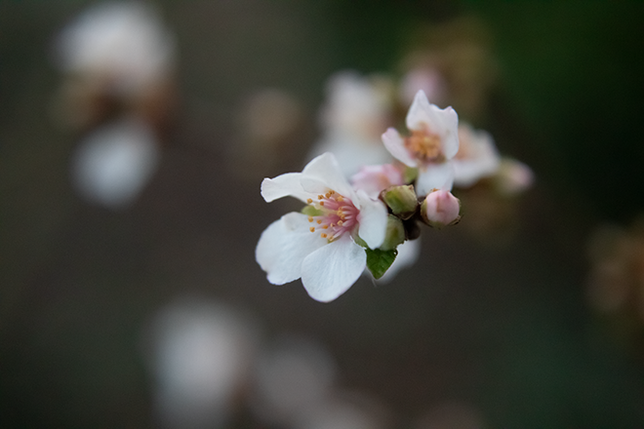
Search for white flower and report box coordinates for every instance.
[382,90,459,196]
[71,116,160,208]
[54,2,175,97]
[309,71,394,177]
[256,153,388,302]
[452,123,501,188]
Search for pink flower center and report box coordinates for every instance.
[306,190,359,242]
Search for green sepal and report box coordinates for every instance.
[381,185,418,219]
[301,205,324,217]
[352,234,368,248]
[403,166,419,184]
[365,247,398,279]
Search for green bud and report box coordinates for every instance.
[381,185,418,220]
[381,215,406,251]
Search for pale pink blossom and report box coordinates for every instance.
[350,164,405,199]
[382,90,459,196]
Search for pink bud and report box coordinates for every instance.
[351,163,404,199]
[421,190,461,228]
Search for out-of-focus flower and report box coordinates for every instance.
[52,2,176,131]
[55,1,175,98]
[452,123,500,188]
[399,66,448,108]
[587,220,644,320]
[251,334,337,427]
[256,153,388,302]
[398,16,498,121]
[145,298,259,429]
[71,116,159,209]
[421,189,461,228]
[351,164,405,199]
[492,157,535,196]
[382,90,459,196]
[309,71,395,176]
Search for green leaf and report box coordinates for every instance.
[365,247,398,279]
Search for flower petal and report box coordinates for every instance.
[382,128,417,167]
[261,173,309,203]
[256,212,327,285]
[355,190,388,249]
[406,90,435,131]
[300,235,366,302]
[439,106,459,159]
[405,91,459,160]
[416,162,455,196]
[300,153,356,202]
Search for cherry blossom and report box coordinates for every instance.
[256,153,388,302]
[381,90,459,196]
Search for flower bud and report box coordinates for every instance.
[381,185,418,220]
[420,190,461,228]
[380,215,406,251]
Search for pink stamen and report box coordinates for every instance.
[308,191,359,241]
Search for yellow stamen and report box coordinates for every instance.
[307,198,313,203]
[317,220,322,224]
[309,227,315,232]
[308,216,313,222]
[336,196,343,202]
[321,233,327,238]
[322,225,328,229]
[318,195,323,200]
[319,201,324,206]
[337,220,343,226]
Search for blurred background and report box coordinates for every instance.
[1,0,644,427]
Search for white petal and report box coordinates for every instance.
[438,106,460,159]
[382,128,417,167]
[405,91,459,160]
[301,153,355,202]
[406,90,435,131]
[416,162,455,196]
[256,212,327,285]
[301,235,366,302]
[261,173,310,203]
[356,190,388,249]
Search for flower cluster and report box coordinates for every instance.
[257,33,534,301]
[256,90,466,302]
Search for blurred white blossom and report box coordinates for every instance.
[146,298,258,429]
[54,1,175,98]
[251,334,337,427]
[309,71,394,176]
[71,116,159,208]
